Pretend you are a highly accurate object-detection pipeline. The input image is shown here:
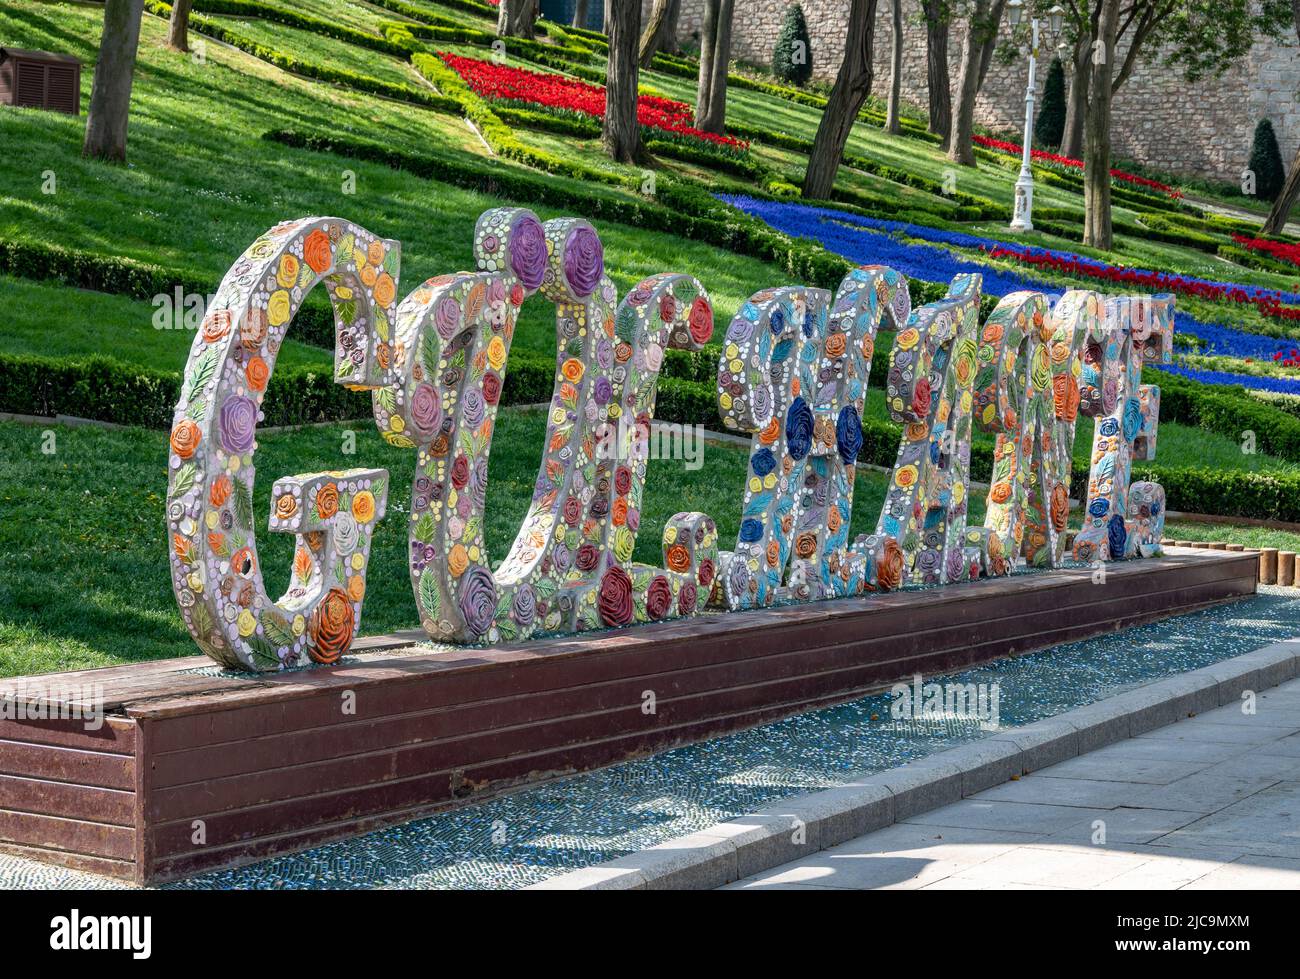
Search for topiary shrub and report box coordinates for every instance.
[1248,119,1286,202]
[1035,57,1066,150]
[772,4,813,86]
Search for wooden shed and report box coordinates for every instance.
[0,47,81,115]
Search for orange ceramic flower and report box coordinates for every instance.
[351,490,376,524]
[275,494,298,520]
[374,272,396,307]
[201,310,232,344]
[347,574,366,602]
[302,229,333,274]
[877,538,905,591]
[210,474,232,507]
[824,333,846,357]
[308,588,354,664]
[170,419,201,459]
[448,543,469,577]
[560,358,585,383]
[665,544,691,573]
[758,417,781,446]
[766,539,780,567]
[245,355,269,392]
[316,482,339,520]
[794,533,817,559]
[612,498,628,526]
[367,239,386,266]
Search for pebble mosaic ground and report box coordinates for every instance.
[4,587,1299,890]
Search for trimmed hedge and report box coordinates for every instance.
[142,1,459,112]
[0,238,337,348]
[1152,368,1300,463]
[190,0,414,56]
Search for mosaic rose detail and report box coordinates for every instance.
[512,582,537,627]
[458,565,498,638]
[308,587,354,664]
[597,566,634,627]
[509,213,548,291]
[645,575,673,620]
[411,383,441,435]
[219,395,258,455]
[564,225,604,296]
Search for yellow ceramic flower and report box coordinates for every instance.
[267,290,291,327]
[487,336,507,371]
[277,254,300,289]
[237,609,256,638]
[351,490,376,523]
[292,614,306,636]
[390,414,405,434]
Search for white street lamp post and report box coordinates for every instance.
[1010,3,1040,232]
[1008,3,1064,233]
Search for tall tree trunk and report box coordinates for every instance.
[1060,38,1088,157]
[695,0,718,128]
[975,0,1006,86]
[603,0,642,163]
[694,0,734,134]
[948,0,990,163]
[83,0,144,164]
[638,0,679,68]
[802,0,878,200]
[166,0,192,52]
[923,0,951,140]
[1083,0,1119,249]
[1263,148,1300,236]
[571,0,590,29]
[885,0,903,134]
[497,0,536,38]
[1261,0,1300,235]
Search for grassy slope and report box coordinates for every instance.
[0,415,931,674]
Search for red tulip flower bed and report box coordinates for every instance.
[439,52,750,158]
[1233,234,1300,270]
[982,243,1300,325]
[973,135,1180,199]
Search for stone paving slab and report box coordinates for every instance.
[531,639,1300,890]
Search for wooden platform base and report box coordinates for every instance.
[0,548,1258,885]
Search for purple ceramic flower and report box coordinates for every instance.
[463,387,486,429]
[512,583,536,627]
[411,383,440,435]
[434,296,461,339]
[509,214,547,291]
[219,395,257,455]
[563,225,603,297]
[593,375,613,405]
[458,565,498,638]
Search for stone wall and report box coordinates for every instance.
[657,0,1298,182]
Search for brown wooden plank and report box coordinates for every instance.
[146,563,1252,792]
[143,577,1253,838]
[0,773,134,826]
[0,808,134,860]
[0,739,134,790]
[0,715,134,754]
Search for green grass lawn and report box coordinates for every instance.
[0,411,931,676]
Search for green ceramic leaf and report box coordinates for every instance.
[419,569,441,619]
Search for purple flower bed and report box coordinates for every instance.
[722,195,1300,390]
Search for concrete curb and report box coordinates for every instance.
[526,639,1300,890]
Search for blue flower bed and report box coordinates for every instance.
[721,195,1300,391]
[1155,364,1300,396]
